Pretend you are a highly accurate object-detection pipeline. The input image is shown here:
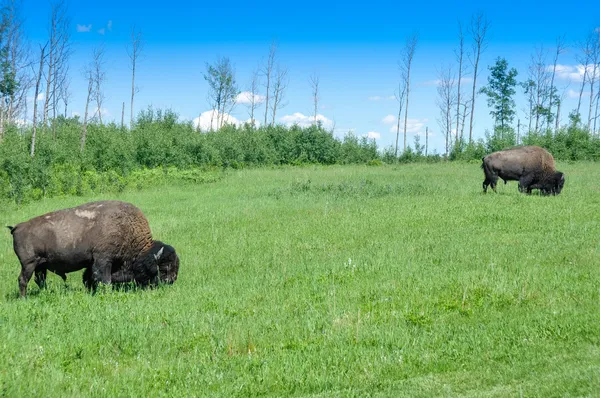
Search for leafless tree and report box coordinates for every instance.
[121,102,125,129]
[92,45,106,124]
[576,34,594,117]
[468,12,489,143]
[30,43,47,157]
[455,21,466,142]
[436,65,457,156]
[81,65,94,152]
[270,65,288,126]
[0,0,32,132]
[262,41,277,126]
[532,47,551,132]
[548,36,566,130]
[203,56,238,130]
[246,66,261,126]
[394,81,407,157]
[399,32,418,152]
[127,25,144,128]
[42,0,70,128]
[310,72,320,125]
[587,30,600,131]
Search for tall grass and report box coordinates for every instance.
[0,162,599,396]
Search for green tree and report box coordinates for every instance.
[480,57,518,132]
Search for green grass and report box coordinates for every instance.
[1,162,600,397]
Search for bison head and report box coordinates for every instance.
[132,241,180,286]
[552,172,565,195]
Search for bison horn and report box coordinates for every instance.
[154,246,164,261]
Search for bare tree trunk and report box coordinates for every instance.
[588,61,598,131]
[455,22,465,143]
[263,41,277,127]
[310,72,320,125]
[548,37,565,131]
[576,40,592,117]
[394,82,406,157]
[128,26,143,129]
[31,44,47,157]
[468,12,489,143]
[247,67,260,126]
[271,66,288,126]
[92,45,106,125]
[400,32,418,152]
[593,87,599,135]
[81,69,94,152]
[555,99,561,132]
[425,126,428,156]
[121,102,125,128]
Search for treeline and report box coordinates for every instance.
[2,107,599,205]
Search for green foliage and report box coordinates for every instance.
[480,57,518,130]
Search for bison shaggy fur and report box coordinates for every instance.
[481,145,565,195]
[7,200,179,297]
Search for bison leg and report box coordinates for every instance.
[519,175,534,195]
[34,268,48,290]
[90,257,113,289]
[82,267,94,290]
[17,261,37,297]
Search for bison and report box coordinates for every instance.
[7,200,179,297]
[481,145,565,195]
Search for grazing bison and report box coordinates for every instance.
[481,145,565,195]
[7,200,179,297]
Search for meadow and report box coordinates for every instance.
[0,161,599,397]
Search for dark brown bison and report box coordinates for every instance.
[7,200,179,297]
[481,145,565,195]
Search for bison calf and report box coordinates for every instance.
[481,145,565,195]
[8,200,179,297]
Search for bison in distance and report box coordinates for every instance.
[7,200,179,297]
[481,146,565,195]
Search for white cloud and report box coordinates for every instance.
[236,91,265,105]
[368,95,395,101]
[15,119,28,127]
[76,24,92,32]
[553,64,600,83]
[388,118,428,134]
[382,114,396,124]
[362,131,381,139]
[567,89,588,99]
[72,111,81,117]
[94,107,110,118]
[107,20,113,31]
[37,92,45,101]
[98,28,105,35]
[193,110,246,131]
[279,112,333,128]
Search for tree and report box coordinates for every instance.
[0,0,31,134]
[262,41,277,127]
[548,36,566,130]
[203,56,239,130]
[42,0,70,128]
[480,57,518,132]
[394,81,406,157]
[399,32,418,152]
[246,66,261,126]
[30,43,47,157]
[468,12,489,143]
[92,45,106,124]
[81,48,102,152]
[310,72,319,125]
[576,34,593,118]
[586,30,599,131]
[127,25,144,129]
[270,65,288,126]
[436,64,456,156]
[455,21,466,142]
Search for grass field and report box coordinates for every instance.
[1,161,599,397]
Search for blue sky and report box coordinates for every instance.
[24,0,600,153]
